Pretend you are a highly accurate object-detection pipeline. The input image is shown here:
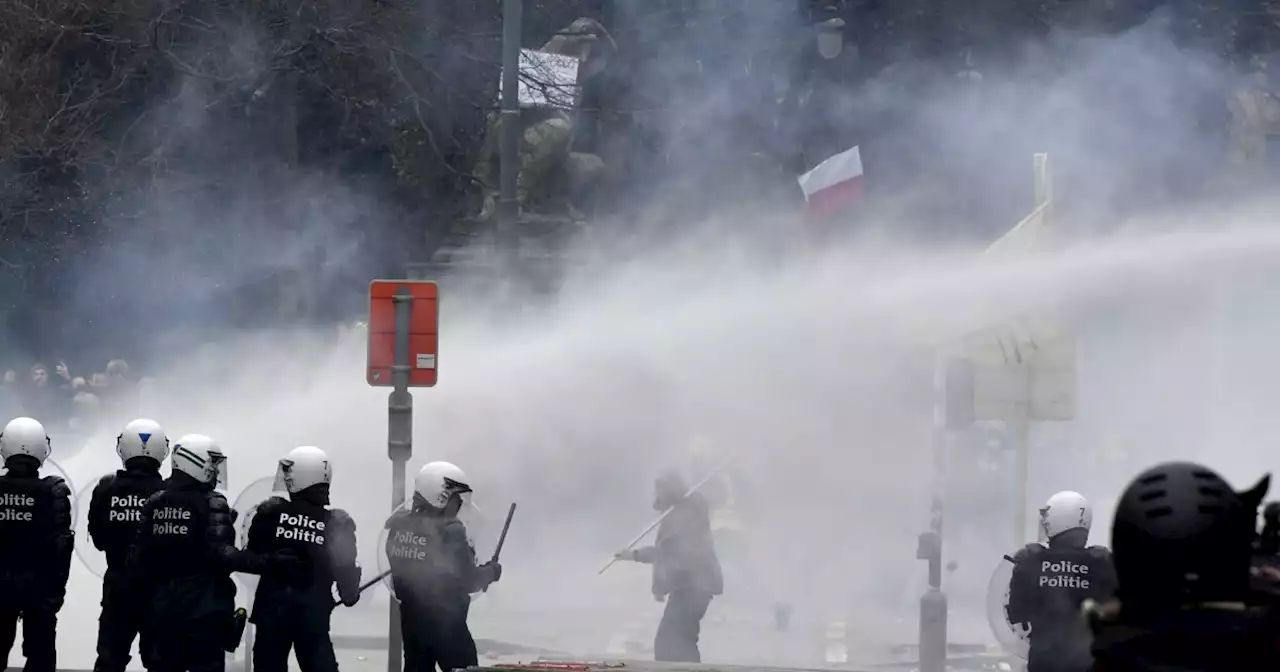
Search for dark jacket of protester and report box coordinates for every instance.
[88,457,166,672]
[1089,462,1280,672]
[385,504,499,672]
[629,472,724,663]
[0,454,74,672]
[1007,529,1116,672]
[246,484,360,672]
[127,470,290,672]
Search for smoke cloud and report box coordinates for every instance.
[18,1,1280,667]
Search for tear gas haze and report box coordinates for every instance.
[47,211,1280,665]
[13,3,1280,669]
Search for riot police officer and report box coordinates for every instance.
[127,434,296,672]
[89,418,170,672]
[246,446,361,672]
[1007,490,1116,672]
[385,461,501,672]
[1088,462,1280,672]
[0,417,73,672]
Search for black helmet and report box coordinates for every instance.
[1112,462,1269,610]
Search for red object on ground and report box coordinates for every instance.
[494,663,625,672]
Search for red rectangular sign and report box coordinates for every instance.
[367,280,439,387]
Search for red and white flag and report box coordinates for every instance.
[797,145,864,217]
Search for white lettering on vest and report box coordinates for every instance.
[0,492,35,522]
[1039,559,1091,589]
[275,512,326,545]
[388,529,428,561]
[109,494,148,522]
[153,506,191,535]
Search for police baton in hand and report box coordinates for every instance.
[333,570,393,607]
[483,502,517,592]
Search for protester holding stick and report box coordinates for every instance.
[610,469,724,664]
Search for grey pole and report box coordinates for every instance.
[498,0,523,271]
[917,353,951,672]
[387,285,415,672]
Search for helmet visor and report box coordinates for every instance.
[208,451,228,489]
[272,459,293,494]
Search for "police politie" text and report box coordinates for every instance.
[1040,559,1093,588]
[0,493,35,520]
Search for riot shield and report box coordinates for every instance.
[985,554,1031,660]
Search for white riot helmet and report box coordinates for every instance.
[0,417,51,465]
[414,461,472,510]
[117,418,169,466]
[1039,490,1092,540]
[171,434,227,488]
[274,446,332,495]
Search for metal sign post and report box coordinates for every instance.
[1012,363,1032,545]
[368,279,439,672]
[917,352,959,672]
[935,154,1077,668]
[498,0,522,269]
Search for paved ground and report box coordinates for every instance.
[16,567,1015,672]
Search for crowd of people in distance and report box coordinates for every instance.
[0,359,140,436]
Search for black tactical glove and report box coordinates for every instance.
[336,566,362,607]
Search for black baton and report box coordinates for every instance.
[483,503,517,592]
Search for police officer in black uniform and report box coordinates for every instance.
[0,417,74,672]
[246,446,361,672]
[127,434,297,672]
[1007,490,1116,672]
[1088,462,1280,672]
[385,461,501,672]
[89,419,170,672]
